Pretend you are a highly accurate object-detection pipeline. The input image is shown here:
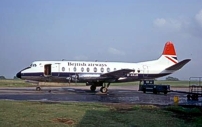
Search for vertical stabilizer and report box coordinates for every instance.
[156,41,178,66]
[162,41,177,56]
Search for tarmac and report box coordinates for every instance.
[0,86,201,106]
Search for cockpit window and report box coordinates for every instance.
[31,64,37,67]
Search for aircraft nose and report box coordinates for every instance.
[16,71,21,79]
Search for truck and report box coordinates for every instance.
[139,80,170,94]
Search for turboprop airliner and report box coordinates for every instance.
[16,41,191,93]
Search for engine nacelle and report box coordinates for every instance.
[68,74,101,82]
[78,74,100,78]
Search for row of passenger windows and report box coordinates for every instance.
[73,67,116,72]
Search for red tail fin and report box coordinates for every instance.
[162,41,176,55]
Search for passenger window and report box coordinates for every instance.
[107,68,110,72]
[87,68,90,72]
[81,67,84,72]
[94,67,97,72]
[100,68,104,73]
[74,67,77,72]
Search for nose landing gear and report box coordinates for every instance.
[35,82,42,91]
[36,86,41,91]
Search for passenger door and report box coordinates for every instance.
[44,64,52,77]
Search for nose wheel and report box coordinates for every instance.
[36,87,41,91]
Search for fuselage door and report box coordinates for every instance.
[142,65,149,78]
[55,63,61,77]
[44,64,52,77]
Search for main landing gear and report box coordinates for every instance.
[100,83,110,93]
[90,85,96,92]
[89,82,110,93]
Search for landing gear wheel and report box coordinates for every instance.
[187,94,191,100]
[36,87,41,91]
[143,88,146,93]
[100,87,108,93]
[90,85,96,92]
[153,89,157,94]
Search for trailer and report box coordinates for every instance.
[166,77,202,101]
[187,77,202,100]
[138,80,170,94]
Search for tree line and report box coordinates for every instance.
[0,76,19,80]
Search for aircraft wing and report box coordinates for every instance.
[165,59,191,70]
[101,69,134,78]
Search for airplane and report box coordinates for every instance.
[16,41,191,93]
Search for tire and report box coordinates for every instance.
[90,85,96,92]
[153,89,157,94]
[100,87,108,93]
[187,94,191,100]
[143,88,146,93]
[36,87,41,91]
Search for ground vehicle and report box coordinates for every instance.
[139,80,170,94]
[187,77,202,100]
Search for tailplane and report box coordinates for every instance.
[165,59,191,70]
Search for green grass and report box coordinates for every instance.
[110,80,190,87]
[155,80,190,87]
[0,79,30,87]
[0,79,192,87]
[0,100,201,127]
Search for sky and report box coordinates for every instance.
[0,0,202,80]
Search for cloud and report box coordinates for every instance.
[153,18,182,31]
[195,9,202,28]
[153,18,166,27]
[153,9,202,39]
[108,47,125,55]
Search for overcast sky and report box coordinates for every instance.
[0,0,202,80]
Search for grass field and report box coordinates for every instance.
[0,79,193,87]
[0,100,201,127]
[0,79,30,87]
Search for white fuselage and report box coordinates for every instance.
[19,57,174,83]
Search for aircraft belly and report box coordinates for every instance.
[21,76,44,82]
[21,76,68,83]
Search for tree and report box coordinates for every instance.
[166,76,179,81]
[13,76,19,79]
[0,76,6,80]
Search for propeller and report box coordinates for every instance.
[70,74,79,85]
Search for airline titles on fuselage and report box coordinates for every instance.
[68,62,107,67]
